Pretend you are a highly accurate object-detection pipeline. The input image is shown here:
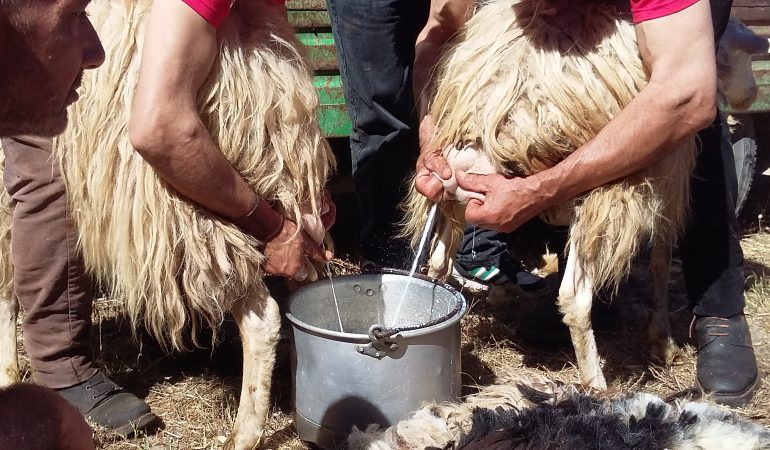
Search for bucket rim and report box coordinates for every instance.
[285,268,468,340]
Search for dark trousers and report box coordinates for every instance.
[326,0,429,269]
[456,225,509,268]
[681,117,745,317]
[678,0,744,318]
[1,137,96,389]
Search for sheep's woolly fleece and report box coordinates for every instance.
[349,377,770,450]
[15,0,332,351]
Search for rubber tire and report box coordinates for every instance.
[730,114,758,216]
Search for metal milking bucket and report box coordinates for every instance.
[286,269,468,449]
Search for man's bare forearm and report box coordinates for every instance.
[532,79,716,209]
[527,0,717,209]
[129,0,282,237]
[413,0,475,119]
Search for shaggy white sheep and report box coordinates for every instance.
[0,1,333,448]
[402,0,694,390]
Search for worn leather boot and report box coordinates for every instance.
[694,314,761,407]
[56,371,158,435]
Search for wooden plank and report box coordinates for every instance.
[287,10,331,29]
[748,25,770,37]
[732,6,770,23]
[286,0,327,11]
[732,0,768,7]
[318,104,352,137]
[313,76,344,105]
[297,32,338,71]
[752,60,770,85]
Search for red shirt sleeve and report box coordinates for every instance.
[629,0,699,23]
[181,0,232,28]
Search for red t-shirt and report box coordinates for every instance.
[181,0,287,28]
[629,0,700,23]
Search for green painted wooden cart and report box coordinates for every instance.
[287,0,352,138]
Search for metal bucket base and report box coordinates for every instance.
[295,411,350,449]
[288,272,467,449]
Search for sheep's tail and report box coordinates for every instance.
[570,141,694,292]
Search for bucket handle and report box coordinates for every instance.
[355,300,463,359]
[356,324,399,359]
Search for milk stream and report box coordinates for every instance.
[324,245,344,333]
[389,203,438,328]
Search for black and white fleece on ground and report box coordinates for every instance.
[348,381,770,450]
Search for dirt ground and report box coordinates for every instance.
[12,120,770,448]
[12,218,770,449]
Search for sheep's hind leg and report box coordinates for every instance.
[558,240,607,390]
[225,288,281,450]
[648,236,682,365]
[0,295,18,386]
[427,220,454,281]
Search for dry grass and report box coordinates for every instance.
[12,218,770,449]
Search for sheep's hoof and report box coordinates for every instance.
[651,338,684,366]
[223,432,261,450]
[584,373,608,391]
[590,379,608,391]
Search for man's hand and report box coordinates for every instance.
[262,219,332,280]
[456,170,550,232]
[415,114,452,202]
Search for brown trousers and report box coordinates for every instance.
[1,137,96,389]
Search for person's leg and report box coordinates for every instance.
[326,0,429,269]
[677,0,759,407]
[1,136,156,433]
[681,121,745,319]
[454,225,543,291]
[679,117,760,406]
[2,136,96,389]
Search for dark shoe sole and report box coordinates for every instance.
[107,412,160,437]
[697,372,762,408]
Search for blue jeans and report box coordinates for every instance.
[326,0,429,268]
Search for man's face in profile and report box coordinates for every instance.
[0,0,105,137]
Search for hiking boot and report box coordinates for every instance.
[693,314,761,407]
[452,253,546,293]
[56,371,158,436]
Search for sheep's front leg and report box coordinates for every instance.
[0,295,18,386]
[558,241,606,390]
[225,288,281,450]
[648,236,681,365]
